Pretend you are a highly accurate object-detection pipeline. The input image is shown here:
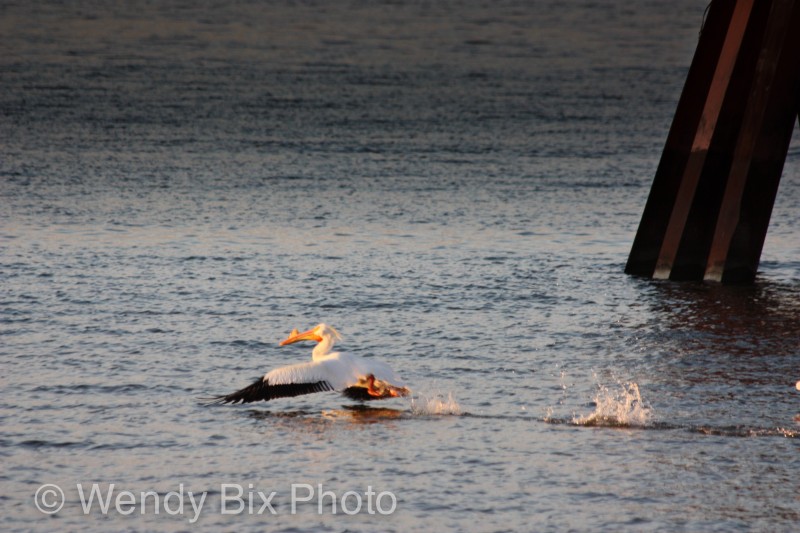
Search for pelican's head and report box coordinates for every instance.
[279,323,341,346]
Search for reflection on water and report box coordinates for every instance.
[630,278,800,433]
[336,404,409,420]
[647,280,800,359]
[639,280,800,398]
[242,400,461,426]
[243,405,411,430]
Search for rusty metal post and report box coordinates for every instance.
[705,0,800,282]
[625,0,800,283]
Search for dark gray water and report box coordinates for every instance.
[2,1,799,531]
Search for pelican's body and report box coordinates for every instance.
[212,324,409,404]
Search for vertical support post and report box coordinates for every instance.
[625,0,739,278]
[652,0,755,280]
[705,0,800,282]
[625,0,800,283]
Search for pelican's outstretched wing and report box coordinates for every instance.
[209,357,355,405]
[210,377,334,404]
[208,345,409,405]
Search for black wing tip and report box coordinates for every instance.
[207,378,335,405]
[198,395,235,406]
[201,395,251,406]
[204,377,267,405]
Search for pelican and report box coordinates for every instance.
[211,323,410,404]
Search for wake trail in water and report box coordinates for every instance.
[410,390,462,416]
[217,379,796,438]
[536,379,798,437]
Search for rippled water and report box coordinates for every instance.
[2,1,799,531]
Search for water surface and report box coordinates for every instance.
[2,1,799,531]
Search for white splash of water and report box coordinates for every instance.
[410,391,462,416]
[573,381,652,427]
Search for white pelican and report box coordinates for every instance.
[211,323,410,404]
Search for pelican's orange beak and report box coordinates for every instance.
[279,327,322,346]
